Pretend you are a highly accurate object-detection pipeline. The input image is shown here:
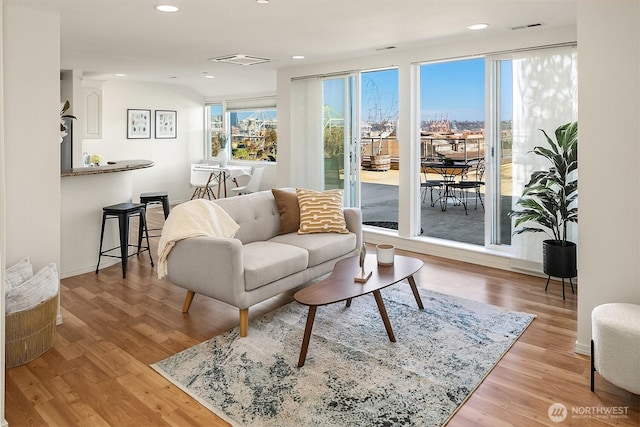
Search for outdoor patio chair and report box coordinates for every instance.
[420,160,443,206]
[448,158,485,210]
[421,180,443,206]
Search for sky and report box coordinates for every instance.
[211,58,514,127]
[324,58,514,125]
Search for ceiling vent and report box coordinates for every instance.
[209,54,270,66]
[511,22,545,31]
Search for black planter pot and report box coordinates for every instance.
[543,240,577,278]
[543,240,577,300]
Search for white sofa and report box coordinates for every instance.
[166,189,362,336]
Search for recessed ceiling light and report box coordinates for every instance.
[256,0,269,4]
[292,55,305,60]
[156,5,179,13]
[467,23,489,30]
[204,75,215,79]
[115,73,126,77]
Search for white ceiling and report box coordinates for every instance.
[6,0,577,98]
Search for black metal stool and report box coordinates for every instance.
[96,202,154,278]
[140,191,170,237]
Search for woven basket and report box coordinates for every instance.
[5,293,58,368]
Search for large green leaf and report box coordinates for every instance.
[509,121,578,244]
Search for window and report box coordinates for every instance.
[419,58,486,245]
[229,109,277,161]
[287,45,576,269]
[207,104,223,156]
[205,97,277,161]
[359,68,399,230]
[489,46,578,267]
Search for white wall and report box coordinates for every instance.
[575,0,640,354]
[3,5,61,277]
[82,80,205,204]
[2,5,60,423]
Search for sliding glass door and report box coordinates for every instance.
[419,58,486,245]
[289,45,576,264]
[322,75,359,207]
[359,68,399,230]
[488,46,578,266]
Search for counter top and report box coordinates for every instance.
[61,159,155,177]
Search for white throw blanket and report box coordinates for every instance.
[157,199,240,279]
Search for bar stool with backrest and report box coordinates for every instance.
[96,202,154,278]
[140,191,170,237]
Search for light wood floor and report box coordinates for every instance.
[6,206,639,426]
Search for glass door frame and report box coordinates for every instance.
[322,73,361,208]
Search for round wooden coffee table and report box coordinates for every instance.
[294,254,424,367]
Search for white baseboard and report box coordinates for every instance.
[60,258,119,279]
[363,230,513,272]
[575,340,591,356]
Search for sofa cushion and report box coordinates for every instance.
[269,232,356,267]
[242,241,309,291]
[214,191,281,244]
[272,188,300,235]
[296,188,348,234]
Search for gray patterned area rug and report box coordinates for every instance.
[152,286,535,426]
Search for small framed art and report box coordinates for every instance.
[127,109,151,139]
[155,110,177,139]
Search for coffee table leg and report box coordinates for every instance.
[298,305,317,367]
[407,275,424,310]
[373,290,396,342]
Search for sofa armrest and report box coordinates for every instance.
[166,236,247,306]
[344,207,363,249]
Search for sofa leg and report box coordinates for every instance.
[182,290,195,313]
[239,308,249,337]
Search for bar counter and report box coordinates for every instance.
[60,159,155,278]
[61,159,154,177]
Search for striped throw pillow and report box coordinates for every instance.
[296,188,348,234]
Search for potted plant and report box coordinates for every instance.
[59,100,77,143]
[509,121,578,284]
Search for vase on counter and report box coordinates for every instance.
[218,149,228,168]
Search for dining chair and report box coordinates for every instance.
[230,167,265,195]
[190,163,218,200]
[232,171,252,189]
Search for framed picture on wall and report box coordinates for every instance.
[127,109,151,139]
[155,110,177,139]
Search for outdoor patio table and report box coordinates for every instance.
[421,162,470,212]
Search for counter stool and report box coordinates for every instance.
[140,191,170,237]
[96,202,154,279]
